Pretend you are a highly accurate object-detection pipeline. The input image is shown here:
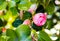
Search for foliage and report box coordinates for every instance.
[0,0,60,41]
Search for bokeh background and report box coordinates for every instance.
[0,0,60,41]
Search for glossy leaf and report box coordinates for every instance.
[30,0,37,3]
[3,11,12,21]
[20,0,30,2]
[46,19,53,29]
[18,1,31,10]
[38,31,52,41]
[45,1,55,14]
[32,23,42,31]
[13,0,20,2]
[36,5,45,13]
[38,0,50,8]
[0,0,5,5]
[10,7,18,16]
[0,19,3,27]
[0,27,2,34]
[16,24,32,41]
[0,2,7,10]
[22,11,32,20]
[12,17,23,27]
[38,36,45,41]
[8,1,16,8]
[6,29,18,41]
[0,37,6,41]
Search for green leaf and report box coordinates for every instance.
[0,37,6,41]
[38,36,45,41]
[16,24,32,41]
[31,29,38,40]
[6,29,18,41]
[20,0,30,2]
[10,7,18,16]
[18,1,31,10]
[12,17,23,27]
[13,0,20,2]
[0,2,7,10]
[22,11,32,20]
[0,35,10,41]
[23,36,32,41]
[45,1,55,14]
[3,20,7,27]
[3,11,12,21]
[0,19,3,27]
[30,0,37,3]
[8,1,16,8]
[46,19,53,29]
[0,0,5,5]
[38,0,50,8]
[38,31,52,41]
[32,23,42,31]
[0,27,2,35]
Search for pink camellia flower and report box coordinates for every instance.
[23,19,31,25]
[33,13,47,26]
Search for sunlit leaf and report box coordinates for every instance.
[6,29,18,41]
[8,1,16,8]
[0,2,7,10]
[18,1,31,10]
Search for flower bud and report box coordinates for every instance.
[23,19,31,25]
